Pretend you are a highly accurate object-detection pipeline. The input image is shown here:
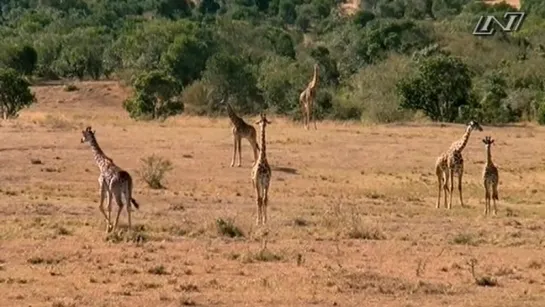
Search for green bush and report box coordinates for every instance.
[123,70,183,120]
[0,68,36,119]
[397,54,472,122]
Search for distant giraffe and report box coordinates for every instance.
[299,63,319,130]
[222,99,259,167]
[251,113,272,226]
[80,127,140,233]
[435,121,483,209]
[482,136,499,215]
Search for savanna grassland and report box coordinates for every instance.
[2,82,545,307]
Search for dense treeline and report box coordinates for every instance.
[0,0,544,124]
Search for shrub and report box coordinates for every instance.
[123,70,183,120]
[137,154,173,189]
[0,68,36,119]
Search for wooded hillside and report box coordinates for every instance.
[0,0,544,124]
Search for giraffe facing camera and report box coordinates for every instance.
[482,135,499,215]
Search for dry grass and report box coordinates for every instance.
[1,81,545,306]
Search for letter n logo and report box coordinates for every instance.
[472,12,526,36]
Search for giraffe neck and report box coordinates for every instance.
[226,102,245,127]
[258,124,267,162]
[486,146,493,166]
[454,126,473,152]
[309,66,318,89]
[88,136,112,172]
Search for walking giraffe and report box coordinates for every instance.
[251,113,272,226]
[435,121,483,209]
[221,99,259,167]
[80,127,140,233]
[482,136,499,215]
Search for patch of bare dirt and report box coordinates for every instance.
[0,81,545,306]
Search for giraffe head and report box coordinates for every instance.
[482,136,494,146]
[255,113,271,127]
[468,120,483,132]
[80,126,96,143]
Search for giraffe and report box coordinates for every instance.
[221,99,259,167]
[435,120,483,209]
[80,127,140,233]
[482,136,499,215]
[251,113,272,226]
[299,63,319,130]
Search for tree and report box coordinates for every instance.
[310,46,340,86]
[123,70,183,120]
[278,0,296,24]
[0,68,36,119]
[478,72,515,124]
[156,0,192,19]
[1,45,38,76]
[201,52,262,113]
[160,33,212,87]
[396,54,472,122]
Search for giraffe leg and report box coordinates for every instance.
[253,180,262,226]
[457,170,464,208]
[98,178,111,231]
[237,136,242,167]
[448,170,454,209]
[300,101,307,129]
[436,171,443,209]
[231,134,237,167]
[305,106,310,130]
[492,184,498,215]
[484,187,489,215]
[112,187,125,233]
[106,189,113,233]
[443,172,449,208]
[262,185,269,225]
[124,184,132,231]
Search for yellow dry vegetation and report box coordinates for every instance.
[1,81,545,306]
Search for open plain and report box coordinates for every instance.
[1,81,545,307]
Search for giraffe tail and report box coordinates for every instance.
[120,170,140,210]
[130,198,140,209]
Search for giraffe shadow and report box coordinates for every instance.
[272,166,298,175]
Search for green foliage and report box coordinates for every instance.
[397,54,472,122]
[537,99,545,125]
[160,33,213,86]
[257,55,308,115]
[0,45,37,75]
[123,70,183,120]
[0,68,36,119]
[0,0,543,124]
[477,72,516,124]
[201,52,262,113]
[522,0,545,18]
